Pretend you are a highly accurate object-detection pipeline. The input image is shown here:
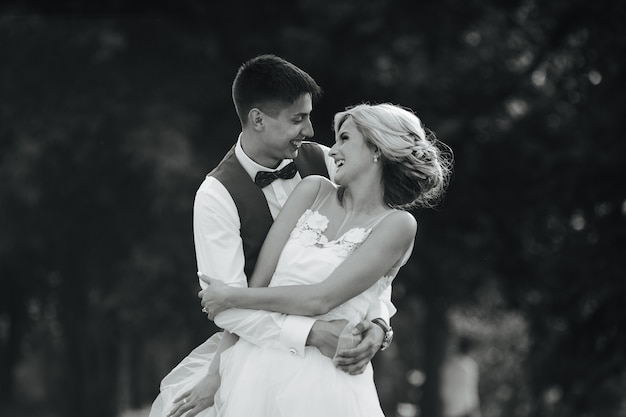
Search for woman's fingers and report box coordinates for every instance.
[170,403,193,417]
[172,390,191,403]
[170,399,209,417]
[166,402,183,417]
[186,404,204,417]
[167,391,194,417]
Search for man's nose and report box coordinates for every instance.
[302,118,314,138]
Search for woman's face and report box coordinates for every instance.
[329,117,377,186]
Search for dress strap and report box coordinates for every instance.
[365,209,399,231]
[309,179,336,211]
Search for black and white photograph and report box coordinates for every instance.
[1,1,624,416]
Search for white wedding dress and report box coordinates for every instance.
[150,185,411,417]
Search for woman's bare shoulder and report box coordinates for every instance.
[379,210,418,239]
[299,175,337,193]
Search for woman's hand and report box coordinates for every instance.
[197,274,231,320]
[167,372,220,417]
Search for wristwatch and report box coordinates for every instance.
[371,318,394,351]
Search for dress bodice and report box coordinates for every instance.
[270,209,395,323]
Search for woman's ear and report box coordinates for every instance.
[248,108,264,130]
[372,146,382,163]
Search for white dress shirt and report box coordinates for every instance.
[194,135,394,356]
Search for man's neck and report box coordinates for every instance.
[240,131,282,169]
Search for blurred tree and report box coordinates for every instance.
[0,17,229,416]
[1,0,625,416]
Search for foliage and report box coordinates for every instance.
[1,0,624,416]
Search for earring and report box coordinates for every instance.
[373,156,379,163]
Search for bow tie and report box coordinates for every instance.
[254,162,298,188]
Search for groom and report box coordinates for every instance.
[173,54,394,416]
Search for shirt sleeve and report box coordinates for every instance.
[194,177,314,356]
[194,177,247,288]
[214,309,314,357]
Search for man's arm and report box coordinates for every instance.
[202,213,413,371]
[203,212,415,316]
[172,174,341,417]
[194,178,248,289]
[195,177,336,355]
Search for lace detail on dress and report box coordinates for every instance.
[287,209,396,323]
[290,210,330,246]
[330,228,370,257]
[290,210,372,256]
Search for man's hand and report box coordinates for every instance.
[306,319,349,359]
[167,372,220,417]
[333,319,384,375]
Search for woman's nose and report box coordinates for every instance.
[329,143,338,156]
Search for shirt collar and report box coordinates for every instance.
[235,134,294,181]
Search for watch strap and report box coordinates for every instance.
[371,318,393,351]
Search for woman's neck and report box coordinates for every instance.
[340,185,387,215]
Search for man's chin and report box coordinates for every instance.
[288,148,299,159]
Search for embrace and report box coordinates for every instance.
[149,54,452,417]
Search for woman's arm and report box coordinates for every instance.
[246,175,324,288]
[216,210,417,316]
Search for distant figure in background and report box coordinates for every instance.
[440,336,482,417]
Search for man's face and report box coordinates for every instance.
[258,93,314,167]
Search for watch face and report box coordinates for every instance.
[381,329,393,351]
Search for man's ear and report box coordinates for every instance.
[248,108,264,130]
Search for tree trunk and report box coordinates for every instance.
[0,291,25,402]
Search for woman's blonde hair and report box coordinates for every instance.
[333,103,453,209]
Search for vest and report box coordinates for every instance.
[209,142,330,280]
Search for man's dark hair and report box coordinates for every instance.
[232,54,322,124]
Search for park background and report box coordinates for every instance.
[1,0,625,416]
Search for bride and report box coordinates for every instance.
[170,102,450,417]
